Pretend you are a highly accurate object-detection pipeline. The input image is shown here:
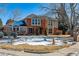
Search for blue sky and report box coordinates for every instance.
[0,3,48,25]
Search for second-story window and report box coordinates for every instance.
[51,20,52,26]
[37,19,41,25]
[32,19,35,25]
[32,18,37,26]
[32,18,41,26]
[48,20,52,26]
[35,19,37,24]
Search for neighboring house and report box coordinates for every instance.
[46,17,58,35]
[6,19,14,26]
[4,20,27,35]
[3,14,58,35]
[3,19,14,33]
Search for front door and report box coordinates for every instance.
[28,28,33,35]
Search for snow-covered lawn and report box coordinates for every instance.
[12,37,65,46]
[13,41,53,46]
[0,36,74,46]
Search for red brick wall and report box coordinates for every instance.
[25,18,32,26]
[41,17,47,34]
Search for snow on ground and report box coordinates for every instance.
[12,37,65,46]
[13,41,53,46]
[0,36,74,46]
[12,37,53,45]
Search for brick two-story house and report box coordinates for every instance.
[3,14,58,35]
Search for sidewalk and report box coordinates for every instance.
[47,42,79,56]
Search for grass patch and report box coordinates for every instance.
[0,44,69,53]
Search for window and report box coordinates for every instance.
[51,21,52,26]
[49,29,52,34]
[48,21,50,25]
[14,27,19,31]
[28,28,33,33]
[38,19,41,25]
[20,27,26,32]
[35,19,37,24]
[13,26,19,31]
[32,18,41,26]
[49,21,51,25]
[32,19,35,25]
[48,20,52,26]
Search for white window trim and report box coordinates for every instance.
[37,18,41,26]
[31,18,41,26]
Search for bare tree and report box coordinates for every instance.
[41,4,69,24]
[41,3,79,35]
[69,4,77,28]
[41,3,69,34]
[12,8,21,20]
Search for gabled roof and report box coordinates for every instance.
[26,14,38,18]
[22,14,58,23]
